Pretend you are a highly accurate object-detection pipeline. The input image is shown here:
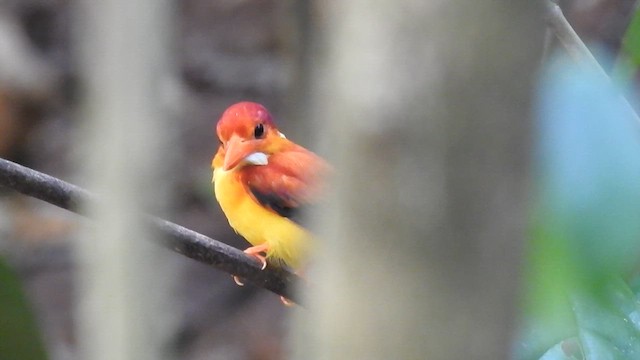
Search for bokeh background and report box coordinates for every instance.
[0,1,636,359]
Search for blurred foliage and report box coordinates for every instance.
[516,52,640,360]
[613,6,640,85]
[0,257,47,360]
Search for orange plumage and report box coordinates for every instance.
[212,102,328,270]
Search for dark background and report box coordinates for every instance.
[0,1,634,359]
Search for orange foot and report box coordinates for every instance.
[233,243,270,286]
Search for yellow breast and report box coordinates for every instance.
[213,167,311,269]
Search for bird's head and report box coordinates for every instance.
[215,101,284,171]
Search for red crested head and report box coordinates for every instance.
[216,102,275,143]
[215,102,284,171]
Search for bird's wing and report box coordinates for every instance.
[241,149,328,221]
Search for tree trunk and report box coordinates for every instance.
[74,1,177,359]
[293,1,543,359]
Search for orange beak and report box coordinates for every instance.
[223,135,258,171]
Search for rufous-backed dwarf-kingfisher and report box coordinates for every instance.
[212,101,328,281]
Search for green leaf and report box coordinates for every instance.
[612,7,640,83]
[572,283,640,359]
[539,338,583,360]
[521,279,640,360]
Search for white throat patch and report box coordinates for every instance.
[243,152,269,166]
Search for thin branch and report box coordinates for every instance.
[0,157,301,303]
[543,0,640,126]
[543,1,606,75]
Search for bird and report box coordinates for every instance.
[211,101,329,285]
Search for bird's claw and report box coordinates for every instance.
[280,296,295,306]
[243,245,268,270]
[231,245,269,287]
[232,275,245,286]
[244,251,267,270]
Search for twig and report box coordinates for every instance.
[543,0,640,126]
[542,1,606,75]
[0,157,301,303]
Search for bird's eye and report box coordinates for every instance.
[254,123,265,139]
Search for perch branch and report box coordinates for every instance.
[0,157,301,303]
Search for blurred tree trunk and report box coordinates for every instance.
[294,1,543,359]
[75,1,177,359]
